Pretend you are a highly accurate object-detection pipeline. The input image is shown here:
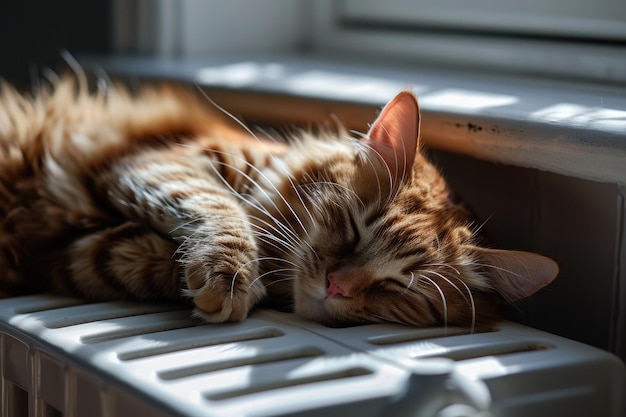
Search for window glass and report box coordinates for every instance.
[340,0,626,41]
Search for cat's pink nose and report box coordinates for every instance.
[326,274,348,298]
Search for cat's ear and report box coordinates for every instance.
[474,247,559,301]
[366,91,420,184]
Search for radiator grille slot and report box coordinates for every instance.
[414,340,553,361]
[366,327,477,345]
[203,366,373,401]
[158,347,325,380]
[117,326,285,361]
[80,313,204,344]
[13,297,87,315]
[42,303,183,329]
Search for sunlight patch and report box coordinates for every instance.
[420,89,518,110]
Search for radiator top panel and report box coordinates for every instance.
[0,294,623,417]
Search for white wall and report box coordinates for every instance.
[113,0,311,57]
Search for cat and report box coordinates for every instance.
[0,77,558,329]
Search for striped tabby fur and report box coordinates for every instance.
[0,79,558,328]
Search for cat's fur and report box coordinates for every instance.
[0,79,558,329]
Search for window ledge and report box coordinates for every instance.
[81,53,626,185]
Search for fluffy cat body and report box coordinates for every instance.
[0,79,558,329]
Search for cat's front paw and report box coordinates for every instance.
[184,261,266,323]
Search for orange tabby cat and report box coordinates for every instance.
[0,79,558,328]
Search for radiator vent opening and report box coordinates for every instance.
[204,367,373,401]
[159,347,325,380]
[117,327,285,361]
[80,316,203,344]
[14,298,87,315]
[43,304,183,329]
[1,295,622,417]
[366,327,486,345]
[414,341,553,361]
[6,383,28,417]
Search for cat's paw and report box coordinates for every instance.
[184,261,266,323]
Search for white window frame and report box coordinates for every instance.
[310,0,626,84]
[113,0,626,84]
[337,0,626,41]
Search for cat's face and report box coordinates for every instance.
[288,92,558,328]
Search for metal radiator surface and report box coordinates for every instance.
[0,294,623,417]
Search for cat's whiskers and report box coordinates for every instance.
[172,215,213,259]
[418,269,471,308]
[417,273,449,329]
[183,207,301,258]
[420,269,473,314]
[355,139,390,204]
[473,262,527,279]
[380,123,411,188]
[299,188,324,215]
[254,232,303,260]
[287,176,317,228]
[222,211,310,265]
[248,267,299,290]
[262,276,298,288]
[350,131,385,203]
[170,150,315,293]
[204,151,314,251]
[469,214,494,239]
[245,214,306,256]
[254,126,286,145]
[417,267,477,333]
[209,114,320,252]
[171,208,308,280]
[232,254,300,298]
[168,216,204,236]
[452,276,476,334]
[373,123,409,204]
[422,262,461,276]
[403,271,416,295]
[250,255,300,269]
[201,155,311,254]
[195,86,262,144]
[283,199,320,263]
[169,208,293,259]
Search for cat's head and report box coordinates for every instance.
[288,91,558,328]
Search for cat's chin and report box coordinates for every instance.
[294,289,339,325]
[294,297,329,324]
[294,292,359,327]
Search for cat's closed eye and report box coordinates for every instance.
[337,211,360,255]
[380,277,410,292]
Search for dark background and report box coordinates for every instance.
[0,0,112,89]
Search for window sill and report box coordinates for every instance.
[81,53,626,185]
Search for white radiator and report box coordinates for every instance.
[0,294,623,417]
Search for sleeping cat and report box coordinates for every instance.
[0,78,558,329]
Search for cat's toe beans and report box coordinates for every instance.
[191,277,266,323]
[193,297,236,323]
[183,258,266,323]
